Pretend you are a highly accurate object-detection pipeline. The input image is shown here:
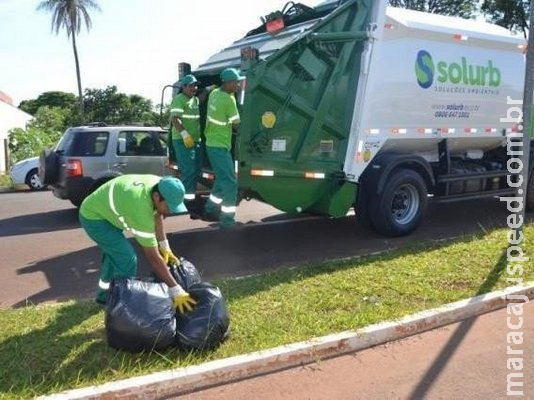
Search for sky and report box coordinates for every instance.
[0,0,326,108]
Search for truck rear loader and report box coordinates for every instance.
[175,0,528,236]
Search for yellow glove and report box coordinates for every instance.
[158,240,179,265]
[180,130,195,149]
[169,285,197,314]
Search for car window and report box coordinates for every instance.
[57,131,109,156]
[117,131,166,156]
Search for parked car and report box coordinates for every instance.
[39,123,171,207]
[9,156,47,190]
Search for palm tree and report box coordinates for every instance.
[37,0,101,120]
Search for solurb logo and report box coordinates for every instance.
[415,50,501,89]
[415,50,435,89]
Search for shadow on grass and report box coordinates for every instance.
[0,301,103,397]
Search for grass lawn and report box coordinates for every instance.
[0,225,531,398]
[0,174,14,189]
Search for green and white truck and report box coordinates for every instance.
[175,0,528,236]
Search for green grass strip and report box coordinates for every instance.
[0,225,531,399]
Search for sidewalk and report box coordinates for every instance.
[182,303,532,400]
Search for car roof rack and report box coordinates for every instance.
[85,122,108,127]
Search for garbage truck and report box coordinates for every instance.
[172,0,528,236]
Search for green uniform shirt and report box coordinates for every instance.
[170,93,201,141]
[80,174,160,247]
[205,88,240,150]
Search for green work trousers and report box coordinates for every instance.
[204,146,237,227]
[79,215,137,303]
[173,139,201,199]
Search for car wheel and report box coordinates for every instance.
[39,149,59,185]
[25,168,46,190]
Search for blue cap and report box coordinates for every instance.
[158,176,187,214]
[220,68,244,83]
[181,74,198,86]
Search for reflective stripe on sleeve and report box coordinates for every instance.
[182,114,200,119]
[208,116,228,126]
[228,115,240,123]
[131,229,156,240]
[170,108,184,113]
[184,194,196,200]
[109,181,119,216]
[221,205,237,213]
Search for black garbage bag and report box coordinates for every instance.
[169,258,202,290]
[105,278,176,353]
[175,282,231,351]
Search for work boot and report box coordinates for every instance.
[185,199,202,220]
[95,289,108,305]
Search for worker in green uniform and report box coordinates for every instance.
[79,174,197,313]
[170,74,202,211]
[203,68,244,229]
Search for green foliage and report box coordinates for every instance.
[0,174,14,188]
[388,0,477,18]
[82,85,166,126]
[19,91,77,116]
[8,107,66,163]
[482,0,529,38]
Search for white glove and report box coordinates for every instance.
[180,130,195,148]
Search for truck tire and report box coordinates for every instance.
[370,168,428,237]
[39,149,59,185]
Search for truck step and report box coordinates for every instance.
[434,189,517,203]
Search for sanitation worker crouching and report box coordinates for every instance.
[79,174,197,314]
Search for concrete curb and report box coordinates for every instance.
[42,283,534,400]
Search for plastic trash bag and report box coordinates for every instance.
[175,282,231,351]
[105,278,176,353]
[170,258,202,290]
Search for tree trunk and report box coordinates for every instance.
[71,33,84,121]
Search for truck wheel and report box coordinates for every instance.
[39,149,59,185]
[370,168,428,237]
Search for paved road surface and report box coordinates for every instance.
[0,189,523,308]
[182,303,533,400]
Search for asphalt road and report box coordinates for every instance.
[0,188,522,308]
